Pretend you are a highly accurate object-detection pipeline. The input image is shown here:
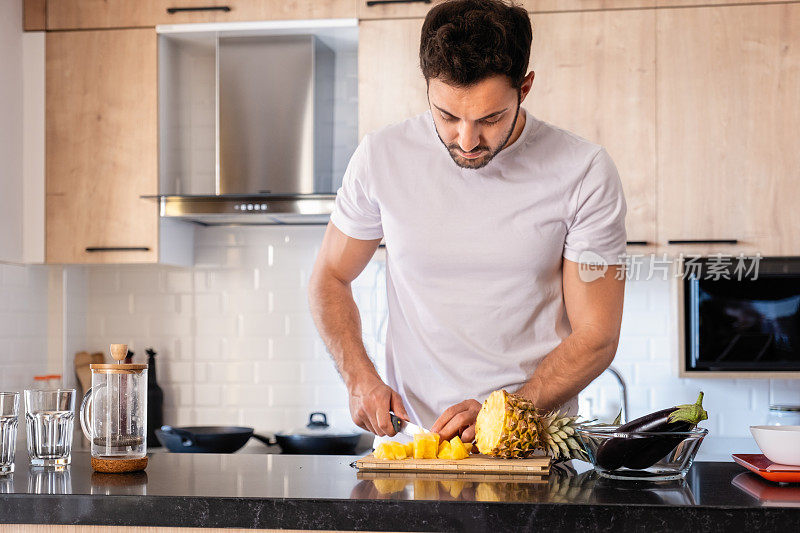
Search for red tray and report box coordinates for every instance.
[732,454,800,483]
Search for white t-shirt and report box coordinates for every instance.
[330,109,626,430]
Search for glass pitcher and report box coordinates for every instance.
[80,364,148,459]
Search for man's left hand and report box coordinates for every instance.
[431,399,482,442]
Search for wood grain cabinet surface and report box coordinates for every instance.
[46,0,357,30]
[656,3,800,256]
[355,0,778,20]
[46,29,159,264]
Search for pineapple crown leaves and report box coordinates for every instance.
[540,409,590,462]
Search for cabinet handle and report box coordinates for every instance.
[166,6,232,14]
[625,241,649,246]
[366,0,432,6]
[667,239,739,245]
[86,247,151,252]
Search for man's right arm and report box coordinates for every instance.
[308,222,408,436]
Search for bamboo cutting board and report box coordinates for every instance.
[355,453,551,475]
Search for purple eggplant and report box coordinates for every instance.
[595,392,708,471]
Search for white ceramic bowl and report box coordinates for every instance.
[750,425,800,466]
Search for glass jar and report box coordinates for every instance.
[766,405,800,426]
[79,364,148,459]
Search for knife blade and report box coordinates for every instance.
[390,412,429,437]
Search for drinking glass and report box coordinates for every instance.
[24,389,76,467]
[0,392,19,474]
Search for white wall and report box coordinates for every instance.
[0,0,24,261]
[84,226,385,434]
[0,264,50,392]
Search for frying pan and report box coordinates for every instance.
[156,426,273,454]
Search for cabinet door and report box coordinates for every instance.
[47,0,356,30]
[656,4,800,256]
[525,9,656,249]
[358,0,655,20]
[46,29,158,264]
[358,18,428,138]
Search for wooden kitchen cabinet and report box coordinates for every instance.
[656,3,800,256]
[46,0,357,30]
[525,9,656,248]
[358,18,428,138]
[46,29,159,263]
[358,0,660,20]
[358,10,657,247]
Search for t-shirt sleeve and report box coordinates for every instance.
[329,135,384,240]
[563,148,627,265]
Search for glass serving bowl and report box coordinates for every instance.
[576,425,708,481]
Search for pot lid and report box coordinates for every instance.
[277,412,360,438]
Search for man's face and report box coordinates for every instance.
[427,74,527,170]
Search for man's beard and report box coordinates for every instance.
[435,99,521,170]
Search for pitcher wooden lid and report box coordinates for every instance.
[90,363,147,373]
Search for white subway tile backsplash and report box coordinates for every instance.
[226,384,269,406]
[255,360,301,384]
[239,314,287,338]
[67,229,800,437]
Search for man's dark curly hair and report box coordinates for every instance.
[419,0,532,89]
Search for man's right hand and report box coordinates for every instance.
[348,377,409,436]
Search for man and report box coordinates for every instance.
[308,0,626,443]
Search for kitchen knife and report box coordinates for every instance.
[390,412,429,437]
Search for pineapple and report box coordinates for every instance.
[413,432,440,459]
[448,436,470,460]
[374,441,409,460]
[404,442,414,457]
[437,440,452,459]
[475,389,588,461]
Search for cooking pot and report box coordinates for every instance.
[275,412,362,455]
[155,412,363,454]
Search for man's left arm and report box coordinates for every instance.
[431,260,624,440]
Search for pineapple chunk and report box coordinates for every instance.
[373,442,392,460]
[413,432,440,459]
[449,436,470,460]
[464,442,473,453]
[438,440,452,459]
[389,441,407,460]
[404,442,414,457]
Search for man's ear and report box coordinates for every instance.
[519,71,535,103]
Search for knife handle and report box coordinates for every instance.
[389,413,403,434]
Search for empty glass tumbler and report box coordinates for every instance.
[24,389,76,467]
[80,364,147,460]
[0,392,19,474]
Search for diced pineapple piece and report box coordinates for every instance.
[438,440,452,459]
[389,441,407,460]
[449,436,470,460]
[374,442,392,460]
[464,442,473,453]
[414,432,440,459]
[404,442,414,457]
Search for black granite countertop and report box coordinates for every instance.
[1,451,799,531]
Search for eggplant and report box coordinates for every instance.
[595,392,708,471]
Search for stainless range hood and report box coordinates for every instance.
[156,21,356,225]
